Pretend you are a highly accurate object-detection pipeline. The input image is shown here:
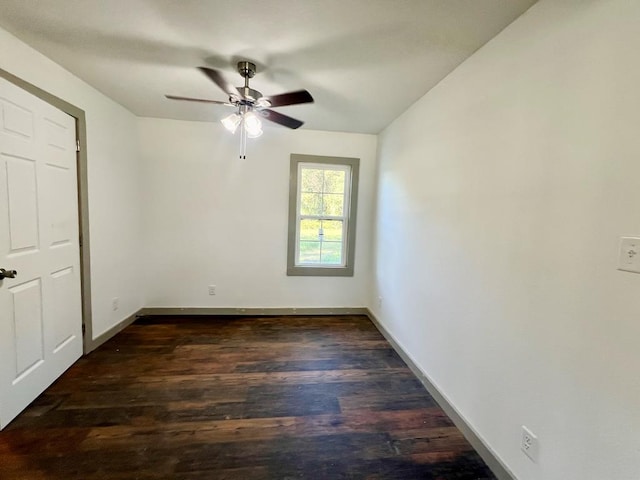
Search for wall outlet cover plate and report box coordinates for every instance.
[521,425,539,462]
[618,237,640,274]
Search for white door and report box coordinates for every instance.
[0,78,83,429]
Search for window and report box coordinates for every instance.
[287,154,359,276]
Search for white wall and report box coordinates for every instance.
[1,27,144,340]
[138,118,376,308]
[372,1,640,479]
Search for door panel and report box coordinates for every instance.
[0,78,82,429]
[2,97,34,138]
[10,278,44,380]
[50,266,76,351]
[45,165,76,245]
[6,158,39,251]
[44,116,74,167]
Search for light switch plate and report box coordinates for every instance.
[618,237,640,273]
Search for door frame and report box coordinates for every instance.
[0,67,94,354]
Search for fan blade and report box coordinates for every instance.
[198,67,242,99]
[261,109,304,129]
[165,95,230,105]
[263,90,314,108]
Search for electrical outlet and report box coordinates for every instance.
[112,297,119,311]
[377,296,383,307]
[208,285,216,296]
[521,426,539,462]
[618,237,640,273]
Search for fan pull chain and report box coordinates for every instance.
[239,120,247,160]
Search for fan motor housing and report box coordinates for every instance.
[237,86,262,101]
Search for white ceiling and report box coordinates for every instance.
[0,0,537,134]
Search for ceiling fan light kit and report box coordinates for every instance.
[220,112,241,134]
[166,61,314,159]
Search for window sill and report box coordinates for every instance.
[287,265,354,277]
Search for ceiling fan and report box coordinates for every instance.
[166,61,314,158]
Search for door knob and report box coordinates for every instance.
[0,268,17,279]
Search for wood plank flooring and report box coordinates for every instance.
[0,315,496,479]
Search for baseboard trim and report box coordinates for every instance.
[85,307,369,353]
[86,310,141,353]
[138,307,370,317]
[365,308,515,480]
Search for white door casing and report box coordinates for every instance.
[0,77,82,429]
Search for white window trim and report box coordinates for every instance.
[287,154,360,277]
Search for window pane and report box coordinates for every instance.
[321,220,343,242]
[300,219,321,241]
[299,241,321,264]
[300,193,322,215]
[301,168,323,193]
[322,193,344,216]
[288,155,359,276]
[320,241,343,265]
[323,169,346,194]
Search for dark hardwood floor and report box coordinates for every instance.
[0,315,495,479]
